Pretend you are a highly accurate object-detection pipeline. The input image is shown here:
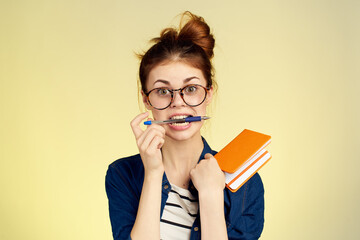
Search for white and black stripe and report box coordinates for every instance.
[164,202,197,218]
[169,189,198,202]
[160,184,199,239]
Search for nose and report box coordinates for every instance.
[170,89,186,108]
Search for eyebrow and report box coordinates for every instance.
[153,76,200,86]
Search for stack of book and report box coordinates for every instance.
[215,129,271,192]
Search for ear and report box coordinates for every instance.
[141,91,152,110]
[205,86,213,105]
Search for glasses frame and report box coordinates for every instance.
[144,84,211,110]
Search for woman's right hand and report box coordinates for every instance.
[130,112,165,176]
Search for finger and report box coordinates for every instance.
[130,112,150,139]
[156,136,165,149]
[142,135,164,157]
[144,121,166,132]
[144,117,166,136]
[150,124,166,136]
[205,153,222,170]
[145,118,152,129]
[189,168,196,177]
[138,128,164,150]
[137,125,165,147]
[148,135,165,151]
[138,128,165,152]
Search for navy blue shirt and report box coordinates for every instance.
[105,138,264,239]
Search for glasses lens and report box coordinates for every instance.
[148,88,172,109]
[182,85,207,106]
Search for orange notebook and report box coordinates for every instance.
[214,129,271,192]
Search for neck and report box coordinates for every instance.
[161,133,204,178]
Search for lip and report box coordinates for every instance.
[167,113,194,131]
[168,121,192,131]
[168,113,194,120]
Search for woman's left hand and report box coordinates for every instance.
[190,153,225,194]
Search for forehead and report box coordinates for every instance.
[147,61,206,88]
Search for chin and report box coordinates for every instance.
[164,122,202,142]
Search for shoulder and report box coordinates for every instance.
[105,154,145,192]
[225,172,264,200]
[224,173,264,212]
[108,153,143,174]
[242,172,264,195]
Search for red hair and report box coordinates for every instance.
[138,11,216,93]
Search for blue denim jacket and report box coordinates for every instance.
[105,138,264,240]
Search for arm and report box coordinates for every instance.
[129,112,166,240]
[106,163,138,240]
[190,153,228,240]
[228,173,264,240]
[198,188,228,240]
[130,171,163,239]
[105,159,164,240]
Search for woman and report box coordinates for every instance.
[105,12,264,240]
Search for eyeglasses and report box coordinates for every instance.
[144,84,210,110]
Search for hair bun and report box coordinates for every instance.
[152,12,215,59]
[178,12,215,59]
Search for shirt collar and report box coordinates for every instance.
[198,136,213,162]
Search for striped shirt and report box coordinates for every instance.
[160,184,198,240]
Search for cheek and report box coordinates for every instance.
[193,105,207,116]
[151,109,166,120]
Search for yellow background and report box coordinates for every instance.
[1,0,359,239]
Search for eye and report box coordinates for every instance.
[156,88,170,96]
[184,85,198,93]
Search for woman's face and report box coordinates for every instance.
[142,61,213,142]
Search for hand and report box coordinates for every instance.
[130,112,165,176]
[190,153,225,195]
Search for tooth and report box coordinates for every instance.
[171,121,189,126]
[171,115,189,120]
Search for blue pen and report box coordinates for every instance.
[144,116,210,125]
